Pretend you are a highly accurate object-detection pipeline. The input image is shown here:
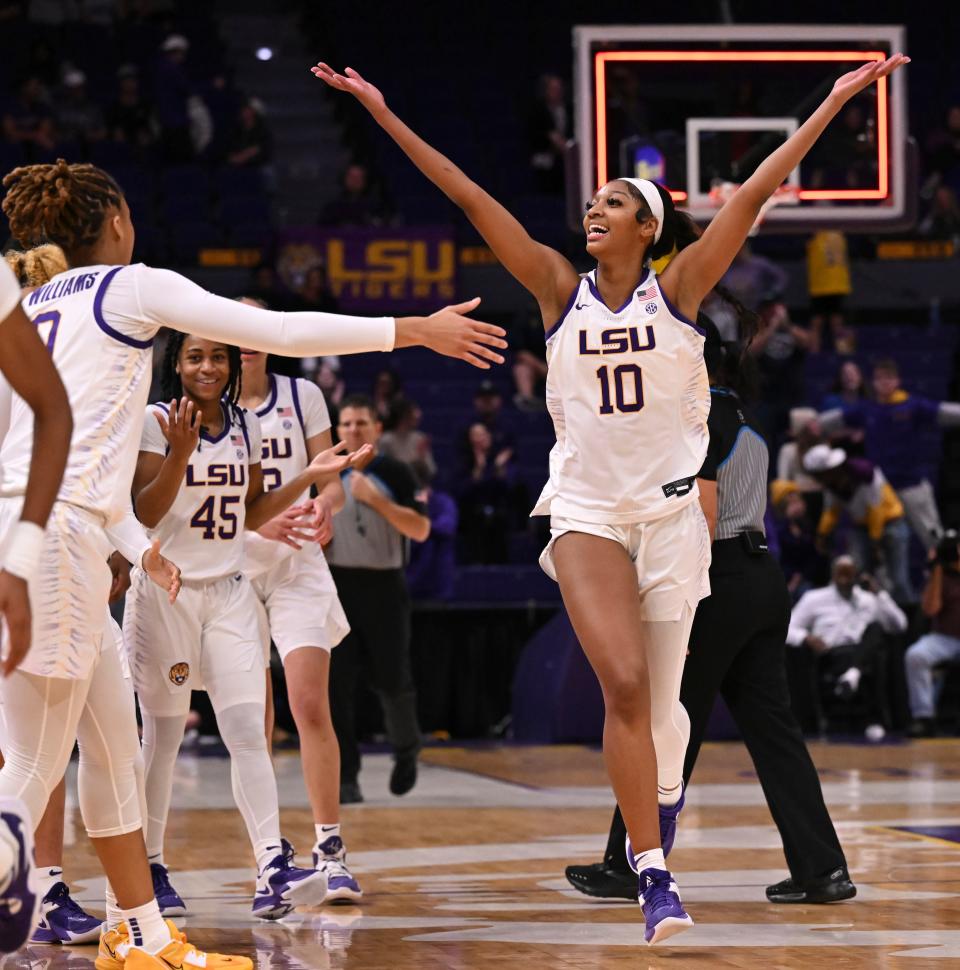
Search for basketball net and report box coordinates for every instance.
[707,181,801,235]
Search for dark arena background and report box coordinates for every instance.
[2,0,960,966]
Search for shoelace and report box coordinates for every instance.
[318,856,353,882]
[153,866,177,895]
[46,882,92,919]
[639,870,676,911]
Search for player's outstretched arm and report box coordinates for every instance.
[666,53,909,317]
[0,299,73,675]
[311,63,580,321]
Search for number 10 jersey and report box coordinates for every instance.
[140,401,262,582]
[531,267,710,525]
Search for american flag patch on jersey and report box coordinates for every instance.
[230,433,245,448]
[277,405,294,417]
[637,286,657,300]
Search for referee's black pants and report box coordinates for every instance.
[329,566,422,784]
[604,537,847,883]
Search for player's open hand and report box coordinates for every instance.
[257,504,318,551]
[143,539,182,604]
[155,398,200,462]
[311,63,387,117]
[420,298,507,370]
[0,571,30,677]
[310,495,336,545]
[309,440,374,480]
[831,53,909,105]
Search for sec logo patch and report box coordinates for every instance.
[644,302,658,315]
[169,662,190,686]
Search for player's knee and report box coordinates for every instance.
[904,643,929,672]
[289,691,332,733]
[601,670,650,721]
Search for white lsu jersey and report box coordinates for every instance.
[139,401,262,582]
[532,267,710,525]
[244,374,331,578]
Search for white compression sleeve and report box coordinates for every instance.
[104,501,152,566]
[134,266,396,357]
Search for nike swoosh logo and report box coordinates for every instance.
[575,303,592,310]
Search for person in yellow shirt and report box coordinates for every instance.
[806,230,853,354]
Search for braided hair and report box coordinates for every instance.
[2,159,123,265]
[4,243,68,287]
[618,180,760,348]
[160,332,244,419]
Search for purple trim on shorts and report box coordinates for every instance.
[289,376,306,434]
[255,373,278,417]
[544,282,581,341]
[93,266,154,348]
[659,286,704,335]
[585,267,651,314]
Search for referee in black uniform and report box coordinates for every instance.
[566,317,855,904]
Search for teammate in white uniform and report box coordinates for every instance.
[0,158,505,967]
[238,327,361,903]
[314,53,910,944]
[129,333,364,920]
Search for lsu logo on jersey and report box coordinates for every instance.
[261,438,293,461]
[579,325,656,357]
[169,662,190,686]
[185,464,247,487]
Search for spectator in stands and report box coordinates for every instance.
[528,73,569,194]
[803,444,914,604]
[720,242,788,311]
[295,263,339,314]
[919,186,960,240]
[770,480,828,602]
[316,358,345,419]
[55,68,105,150]
[226,97,273,169]
[807,230,854,354]
[406,460,458,601]
[318,162,392,227]
[925,104,960,185]
[106,64,157,150]
[3,75,55,158]
[327,395,428,804]
[464,379,515,457]
[246,262,299,311]
[904,530,960,737]
[776,408,824,493]
[820,358,960,547]
[510,309,548,412]
[787,556,907,735]
[371,367,403,429]
[821,360,869,412]
[380,398,436,487]
[154,33,195,162]
[455,421,518,564]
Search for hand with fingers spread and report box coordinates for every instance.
[155,397,201,461]
[830,53,910,106]
[311,63,387,117]
[0,571,30,677]
[143,539,182,604]
[257,503,319,551]
[407,298,508,370]
[308,440,375,480]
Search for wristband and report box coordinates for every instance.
[3,521,45,581]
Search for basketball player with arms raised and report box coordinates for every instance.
[313,53,908,944]
[0,159,504,967]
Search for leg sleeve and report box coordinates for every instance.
[140,713,188,859]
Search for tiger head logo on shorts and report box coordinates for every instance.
[169,663,190,686]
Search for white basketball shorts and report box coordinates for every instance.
[123,568,264,716]
[249,542,349,662]
[540,499,711,621]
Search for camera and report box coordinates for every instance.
[935,529,960,567]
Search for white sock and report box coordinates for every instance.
[255,839,283,873]
[839,667,862,691]
[658,783,682,808]
[147,851,164,868]
[105,882,123,932]
[36,865,63,899]
[122,898,171,953]
[314,823,340,848]
[633,847,667,874]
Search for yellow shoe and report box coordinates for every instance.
[96,920,188,970]
[124,939,253,969]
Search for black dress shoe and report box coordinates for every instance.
[340,780,364,804]
[565,862,636,900]
[766,866,857,903]
[389,753,418,796]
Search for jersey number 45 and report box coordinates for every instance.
[190,495,241,540]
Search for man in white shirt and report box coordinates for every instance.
[787,556,907,731]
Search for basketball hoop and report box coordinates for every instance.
[707,181,802,235]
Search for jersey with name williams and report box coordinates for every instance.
[139,401,262,582]
[532,267,709,525]
[243,373,332,578]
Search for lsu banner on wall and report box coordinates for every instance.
[276,227,456,313]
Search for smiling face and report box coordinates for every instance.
[582,180,657,260]
[177,337,231,404]
[338,405,381,452]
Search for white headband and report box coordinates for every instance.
[621,178,664,244]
